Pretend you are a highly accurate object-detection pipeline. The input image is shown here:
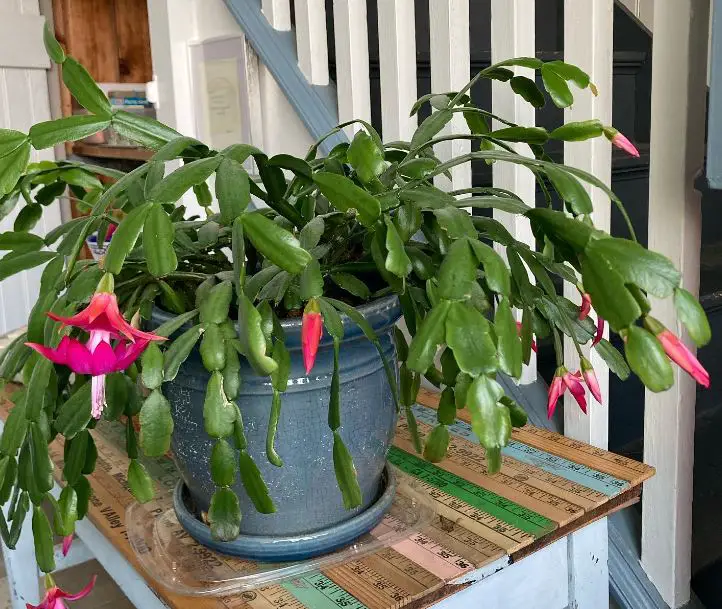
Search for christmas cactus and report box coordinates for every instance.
[0,24,710,575]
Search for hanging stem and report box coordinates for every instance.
[266,390,283,467]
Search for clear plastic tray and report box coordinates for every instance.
[126,470,434,596]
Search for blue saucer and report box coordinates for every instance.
[173,465,396,562]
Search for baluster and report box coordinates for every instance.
[377,0,417,141]
[295,0,329,85]
[429,0,471,191]
[641,1,709,606]
[490,0,537,384]
[562,0,613,449]
[262,0,291,31]
[333,0,371,134]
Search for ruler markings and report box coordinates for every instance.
[411,404,627,496]
[426,518,505,560]
[512,425,650,480]
[397,473,532,551]
[327,559,413,609]
[392,533,474,581]
[282,573,369,609]
[389,447,555,538]
[396,423,585,521]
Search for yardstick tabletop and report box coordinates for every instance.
[0,387,654,609]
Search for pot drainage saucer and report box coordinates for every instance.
[174,464,397,562]
[126,464,434,596]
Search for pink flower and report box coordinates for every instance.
[302,298,323,375]
[515,321,537,353]
[644,316,710,388]
[593,317,605,346]
[579,293,592,320]
[61,535,73,557]
[27,575,96,609]
[581,357,602,403]
[26,276,164,419]
[547,367,588,418]
[604,126,639,158]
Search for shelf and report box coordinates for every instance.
[72,143,153,161]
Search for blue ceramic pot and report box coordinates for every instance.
[153,296,400,540]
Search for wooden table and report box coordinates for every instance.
[0,388,653,609]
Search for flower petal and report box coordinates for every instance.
[56,575,97,601]
[25,337,71,366]
[66,340,94,375]
[89,341,118,376]
[46,292,111,330]
[103,294,163,342]
[563,373,588,414]
[547,376,564,419]
[583,369,603,403]
[114,339,150,371]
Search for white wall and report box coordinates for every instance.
[147,0,314,158]
[0,0,62,334]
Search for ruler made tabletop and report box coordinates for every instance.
[0,387,654,609]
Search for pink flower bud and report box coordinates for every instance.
[302,299,323,375]
[581,358,603,403]
[604,126,640,158]
[62,534,73,557]
[656,326,710,388]
[563,370,588,414]
[547,373,564,419]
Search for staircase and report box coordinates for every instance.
[617,0,654,33]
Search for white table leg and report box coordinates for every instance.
[73,513,167,609]
[567,517,609,609]
[2,507,40,609]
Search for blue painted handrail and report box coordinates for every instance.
[222,0,347,155]
[708,0,722,189]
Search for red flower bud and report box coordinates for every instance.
[302,299,323,375]
[579,293,592,320]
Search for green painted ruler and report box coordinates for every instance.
[282,572,368,609]
[388,446,556,538]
